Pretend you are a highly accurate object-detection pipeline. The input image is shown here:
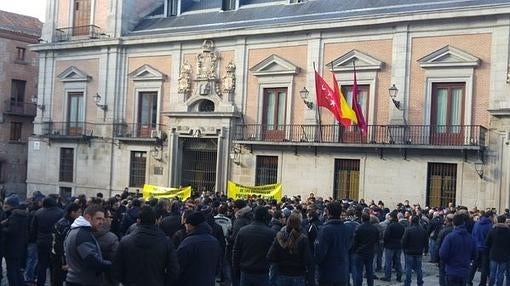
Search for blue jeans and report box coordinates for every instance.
[269,264,278,286]
[277,275,305,286]
[384,248,402,280]
[447,275,467,286]
[352,254,374,286]
[404,255,423,286]
[240,272,269,286]
[24,243,38,282]
[375,241,383,271]
[439,262,447,286]
[429,239,438,262]
[489,261,507,286]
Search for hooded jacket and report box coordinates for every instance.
[472,216,492,250]
[31,201,63,245]
[439,226,477,279]
[266,229,312,276]
[64,216,112,285]
[113,224,179,286]
[177,222,221,286]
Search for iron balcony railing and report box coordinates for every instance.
[55,25,102,42]
[113,123,166,139]
[4,100,36,117]
[40,122,95,137]
[233,124,487,147]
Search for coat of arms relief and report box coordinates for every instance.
[178,40,236,104]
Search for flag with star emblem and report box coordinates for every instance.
[315,71,343,124]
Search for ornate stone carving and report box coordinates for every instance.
[222,61,236,94]
[178,61,192,96]
[197,40,218,80]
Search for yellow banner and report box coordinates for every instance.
[142,184,192,201]
[227,181,282,201]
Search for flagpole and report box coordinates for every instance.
[313,62,323,142]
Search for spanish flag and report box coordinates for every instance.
[332,72,358,127]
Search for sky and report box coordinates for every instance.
[0,0,47,22]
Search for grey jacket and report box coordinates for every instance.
[64,216,112,286]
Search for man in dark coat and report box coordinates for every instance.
[113,206,179,286]
[31,197,64,286]
[352,212,379,286]
[52,203,81,286]
[229,200,252,286]
[380,211,405,282]
[402,215,428,286]
[437,213,454,286]
[2,195,28,286]
[469,211,493,286]
[439,213,477,286]
[314,201,354,286]
[177,211,221,286]
[232,206,276,286]
[119,199,142,236]
[485,215,510,286]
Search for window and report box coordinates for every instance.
[255,156,278,185]
[138,92,158,137]
[168,0,178,15]
[222,0,236,10]
[427,163,457,208]
[10,122,22,141]
[432,83,464,131]
[334,159,360,200]
[73,0,91,35]
[11,79,26,104]
[16,47,26,61]
[198,100,215,112]
[67,92,85,135]
[262,88,286,140]
[129,151,147,188]
[59,148,74,182]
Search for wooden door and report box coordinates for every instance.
[73,0,91,35]
[262,88,286,141]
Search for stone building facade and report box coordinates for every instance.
[0,10,41,198]
[28,0,510,209]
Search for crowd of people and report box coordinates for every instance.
[0,189,509,286]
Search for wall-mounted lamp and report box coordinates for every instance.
[388,84,401,110]
[31,95,45,110]
[299,87,314,109]
[474,161,484,179]
[93,93,108,111]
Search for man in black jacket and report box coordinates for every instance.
[402,215,428,286]
[352,212,379,286]
[31,197,64,286]
[437,214,454,286]
[51,203,81,286]
[381,211,405,282]
[485,215,510,286]
[2,195,28,286]
[113,206,179,286]
[232,206,276,286]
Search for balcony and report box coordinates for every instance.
[3,100,36,117]
[55,25,102,42]
[38,122,95,140]
[113,123,166,141]
[233,124,487,150]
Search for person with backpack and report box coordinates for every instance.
[51,203,81,286]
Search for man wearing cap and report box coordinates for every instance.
[177,211,221,286]
[2,195,29,286]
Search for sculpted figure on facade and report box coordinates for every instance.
[222,61,236,94]
[197,40,217,80]
[178,61,192,96]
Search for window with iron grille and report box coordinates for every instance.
[11,79,26,104]
[59,148,74,182]
[255,156,278,185]
[222,0,236,10]
[427,163,457,208]
[334,159,360,200]
[10,122,22,141]
[129,151,147,188]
